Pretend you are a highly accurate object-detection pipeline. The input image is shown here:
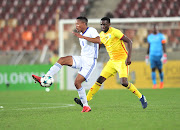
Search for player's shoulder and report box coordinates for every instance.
[110,27,123,35]
[148,33,153,37]
[158,32,163,35]
[85,27,98,35]
[88,27,97,31]
[111,27,120,32]
[158,32,165,36]
[147,34,153,41]
[113,27,123,33]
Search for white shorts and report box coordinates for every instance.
[72,56,97,81]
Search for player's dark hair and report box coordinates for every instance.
[77,16,88,25]
[53,50,58,55]
[101,17,110,23]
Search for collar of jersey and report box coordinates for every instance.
[104,27,111,34]
[152,32,160,36]
[82,27,89,35]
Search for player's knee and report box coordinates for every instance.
[58,56,72,66]
[97,76,106,84]
[152,68,156,72]
[122,83,128,87]
[121,80,128,87]
[58,57,66,65]
[120,79,128,87]
[158,69,162,73]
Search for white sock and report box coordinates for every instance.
[46,62,62,76]
[77,87,88,107]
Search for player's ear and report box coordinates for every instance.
[83,22,87,26]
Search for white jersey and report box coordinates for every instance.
[79,27,99,59]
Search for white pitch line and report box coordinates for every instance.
[0,103,75,111]
[0,103,73,105]
[11,104,75,111]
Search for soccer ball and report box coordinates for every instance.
[40,75,54,87]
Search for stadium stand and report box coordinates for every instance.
[114,0,180,18]
[0,0,94,51]
[113,0,180,49]
[0,0,179,64]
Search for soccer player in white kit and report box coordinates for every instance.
[32,16,101,112]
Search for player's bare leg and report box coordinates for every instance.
[121,77,147,109]
[46,56,73,76]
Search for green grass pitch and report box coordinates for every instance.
[0,88,179,130]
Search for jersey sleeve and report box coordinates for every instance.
[161,34,166,44]
[99,32,103,44]
[114,29,124,39]
[90,27,100,38]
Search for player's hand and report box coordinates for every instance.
[72,32,84,39]
[126,57,131,66]
[145,55,149,65]
[161,53,167,64]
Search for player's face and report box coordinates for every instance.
[100,20,110,32]
[75,19,84,32]
[153,25,158,34]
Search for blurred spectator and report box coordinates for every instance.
[49,50,59,65]
[22,31,32,41]
[105,12,114,18]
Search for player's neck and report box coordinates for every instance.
[153,31,158,34]
[104,27,110,33]
[82,27,88,33]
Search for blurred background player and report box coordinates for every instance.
[75,17,147,109]
[49,50,59,65]
[145,24,167,89]
[32,16,101,112]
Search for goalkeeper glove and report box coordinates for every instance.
[161,53,167,64]
[145,55,149,65]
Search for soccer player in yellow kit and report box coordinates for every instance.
[74,17,147,109]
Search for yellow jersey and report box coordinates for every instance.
[100,27,128,61]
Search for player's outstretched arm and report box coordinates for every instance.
[121,35,132,65]
[72,32,101,44]
[83,36,101,44]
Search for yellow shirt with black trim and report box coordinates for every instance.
[100,27,128,61]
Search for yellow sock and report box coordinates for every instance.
[127,83,142,98]
[87,82,101,102]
